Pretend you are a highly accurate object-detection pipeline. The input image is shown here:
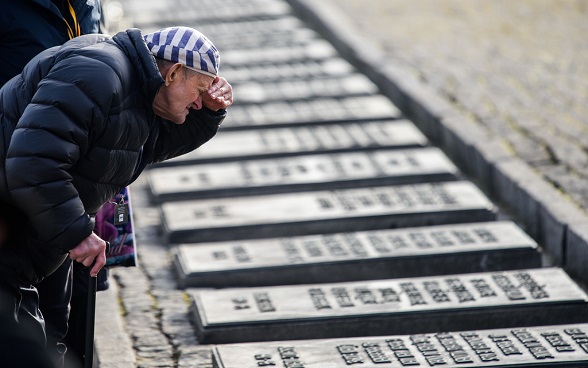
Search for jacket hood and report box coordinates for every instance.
[113,28,164,107]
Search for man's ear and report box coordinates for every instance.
[164,63,184,86]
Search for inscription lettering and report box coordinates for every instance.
[400,282,427,306]
[474,228,498,243]
[355,287,378,305]
[232,297,250,310]
[254,353,276,366]
[564,328,588,353]
[423,281,451,303]
[541,332,575,352]
[337,345,365,365]
[278,347,305,368]
[410,233,432,249]
[362,342,392,364]
[410,335,447,365]
[368,234,391,254]
[470,279,498,298]
[431,231,454,246]
[492,274,526,301]
[332,287,355,308]
[436,333,473,364]
[512,329,554,359]
[303,240,323,257]
[445,278,476,303]
[488,334,522,356]
[308,288,332,310]
[254,292,276,313]
[514,272,549,299]
[460,332,499,362]
[280,239,304,263]
[380,288,401,303]
[386,339,419,366]
[233,245,251,263]
[344,233,368,257]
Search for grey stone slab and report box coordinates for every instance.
[232,74,378,105]
[189,268,588,344]
[221,58,356,84]
[222,40,337,67]
[224,96,401,130]
[207,28,319,50]
[198,16,306,38]
[211,323,588,367]
[161,181,496,243]
[157,120,427,167]
[132,0,291,27]
[148,148,458,201]
[174,221,541,288]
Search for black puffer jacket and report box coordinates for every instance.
[0,28,224,284]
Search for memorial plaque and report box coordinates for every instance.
[189,268,588,344]
[161,181,496,243]
[221,58,355,84]
[148,148,458,201]
[232,74,378,105]
[224,96,401,130]
[212,323,588,367]
[157,120,427,167]
[173,221,541,288]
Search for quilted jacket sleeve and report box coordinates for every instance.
[5,52,118,252]
[150,107,225,164]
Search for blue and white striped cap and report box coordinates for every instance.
[143,26,219,77]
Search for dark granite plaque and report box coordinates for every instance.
[212,323,588,367]
[173,221,541,288]
[224,96,401,130]
[148,148,458,201]
[189,268,588,344]
[161,181,496,243]
[157,120,427,167]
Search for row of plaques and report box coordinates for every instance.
[143,6,588,367]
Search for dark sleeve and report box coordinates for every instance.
[5,53,117,252]
[150,107,226,164]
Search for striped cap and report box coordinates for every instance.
[143,26,219,77]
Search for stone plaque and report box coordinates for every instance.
[148,148,458,201]
[161,181,496,243]
[232,74,378,105]
[157,120,427,167]
[212,323,588,367]
[173,221,541,288]
[189,268,588,344]
[225,96,401,130]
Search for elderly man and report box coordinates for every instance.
[0,25,232,356]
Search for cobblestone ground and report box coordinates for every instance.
[321,0,588,212]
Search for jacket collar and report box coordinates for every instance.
[112,28,164,108]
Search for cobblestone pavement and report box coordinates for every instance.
[95,1,588,367]
[320,0,588,212]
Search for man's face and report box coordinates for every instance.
[153,65,214,124]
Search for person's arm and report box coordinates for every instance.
[151,76,233,163]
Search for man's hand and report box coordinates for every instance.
[69,232,107,277]
[203,76,233,111]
